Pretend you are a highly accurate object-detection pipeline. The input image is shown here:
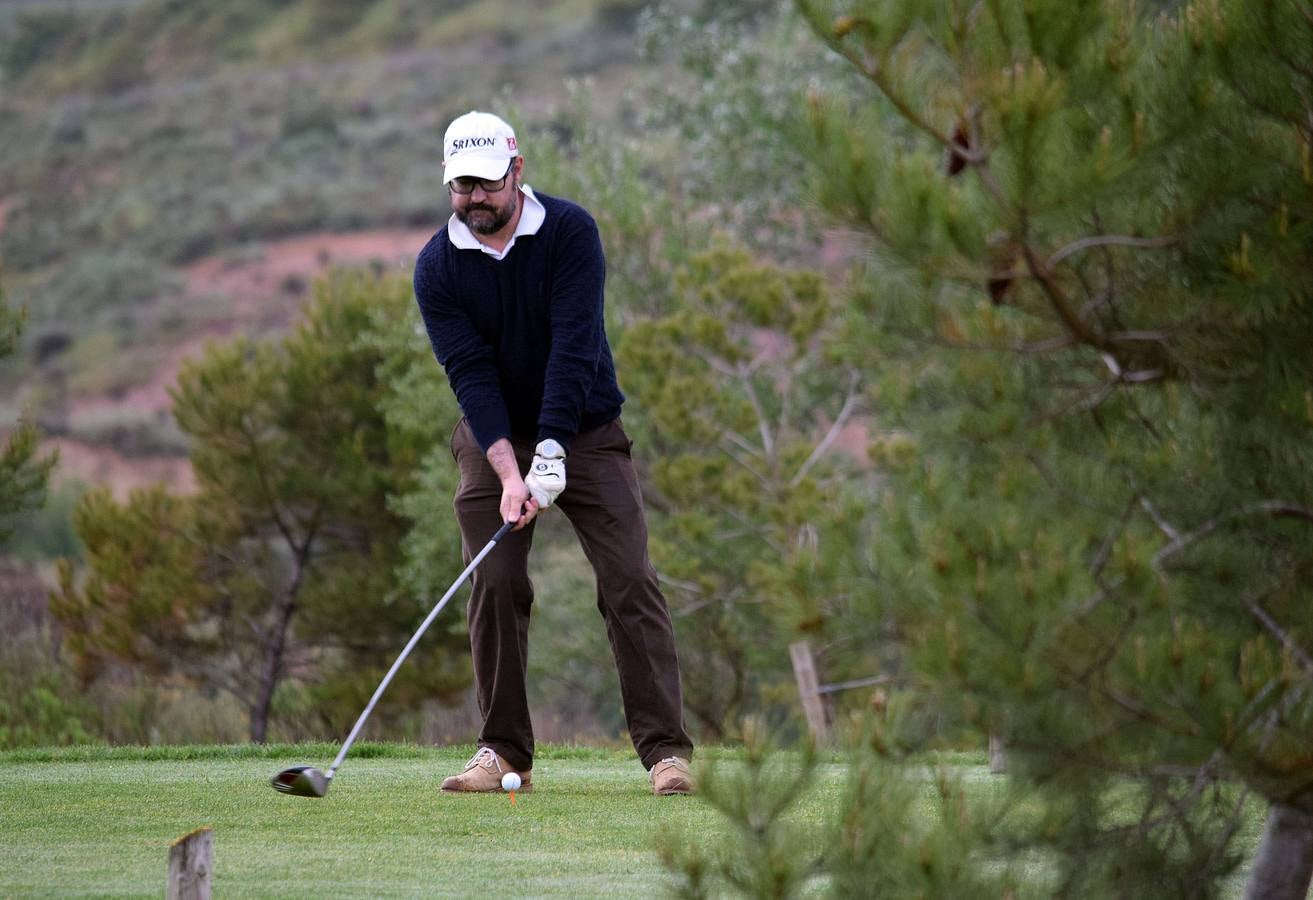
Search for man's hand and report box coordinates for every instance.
[487,438,540,530]
[500,481,538,530]
[525,439,567,508]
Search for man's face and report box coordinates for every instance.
[450,159,520,235]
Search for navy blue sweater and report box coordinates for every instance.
[413,191,625,453]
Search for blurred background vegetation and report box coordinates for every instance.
[1,0,865,749]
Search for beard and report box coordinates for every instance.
[455,188,518,235]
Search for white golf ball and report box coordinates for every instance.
[501,772,521,792]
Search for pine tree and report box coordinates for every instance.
[617,244,879,739]
[657,719,824,899]
[794,0,1313,895]
[52,271,469,742]
[0,279,55,543]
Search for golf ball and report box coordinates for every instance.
[501,772,521,792]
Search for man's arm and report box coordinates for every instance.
[414,241,513,451]
[537,208,607,449]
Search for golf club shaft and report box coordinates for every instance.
[326,520,516,778]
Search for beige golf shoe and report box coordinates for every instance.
[440,747,533,793]
[649,756,694,795]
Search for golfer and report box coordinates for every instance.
[414,111,695,796]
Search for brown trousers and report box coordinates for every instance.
[450,417,694,772]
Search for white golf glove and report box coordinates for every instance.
[525,438,567,508]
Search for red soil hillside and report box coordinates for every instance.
[47,227,436,498]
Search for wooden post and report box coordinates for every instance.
[789,640,830,743]
[167,826,213,900]
[988,733,1008,774]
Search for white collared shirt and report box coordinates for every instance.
[446,185,545,261]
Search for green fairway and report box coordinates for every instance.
[0,743,1269,897]
[0,743,845,898]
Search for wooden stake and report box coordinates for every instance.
[789,640,830,743]
[167,826,213,900]
[989,734,1008,774]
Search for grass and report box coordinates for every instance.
[0,742,1272,898]
[0,742,846,898]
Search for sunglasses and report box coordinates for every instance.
[449,160,516,195]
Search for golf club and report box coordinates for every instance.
[271,518,516,798]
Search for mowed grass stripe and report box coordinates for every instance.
[0,741,637,764]
[0,748,849,898]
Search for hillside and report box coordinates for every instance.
[0,0,679,497]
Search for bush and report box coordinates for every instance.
[0,9,79,83]
[22,252,184,324]
[65,407,189,458]
[0,562,96,749]
[1,480,84,562]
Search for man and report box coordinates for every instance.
[413,110,695,796]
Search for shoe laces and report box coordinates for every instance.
[650,756,686,775]
[465,746,503,773]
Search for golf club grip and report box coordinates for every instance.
[326,521,513,776]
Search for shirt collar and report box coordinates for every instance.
[447,185,545,260]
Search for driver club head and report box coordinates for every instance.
[270,765,330,798]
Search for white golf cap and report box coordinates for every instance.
[442,111,519,184]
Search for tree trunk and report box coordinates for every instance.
[1243,801,1313,900]
[249,531,314,743]
[250,588,297,743]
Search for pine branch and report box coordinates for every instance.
[821,13,1012,208]
[1204,786,1254,878]
[1152,502,1313,571]
[1041,645,1204,739]
[830,33,955,152]
[1237,671,1286,737]
[1139,497,1181,541]
[1090,494,1139,581]
[1076,599,1140,683]
[1023,451,1122,517]
[703,350,777,464]
[1047,233,1179,269]
[739,367,776,462]
[1020,333,1079,353]
[1067,576,1127,619]
[1030,363,1116,420]
[1245,593,1313,675]
[776,361,796,464]
[1105,330,1175,344]
[231,414,301,552]
[1093,684,1203,739]
[657,570,708,597]
[877,321,1077,355]
[1021,236,1176,384]
[791,369,861,487]
[1121,388,1167,443]
[1227,74,1309,129]
[715,432,775,494]
[1022,241,1108,349]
